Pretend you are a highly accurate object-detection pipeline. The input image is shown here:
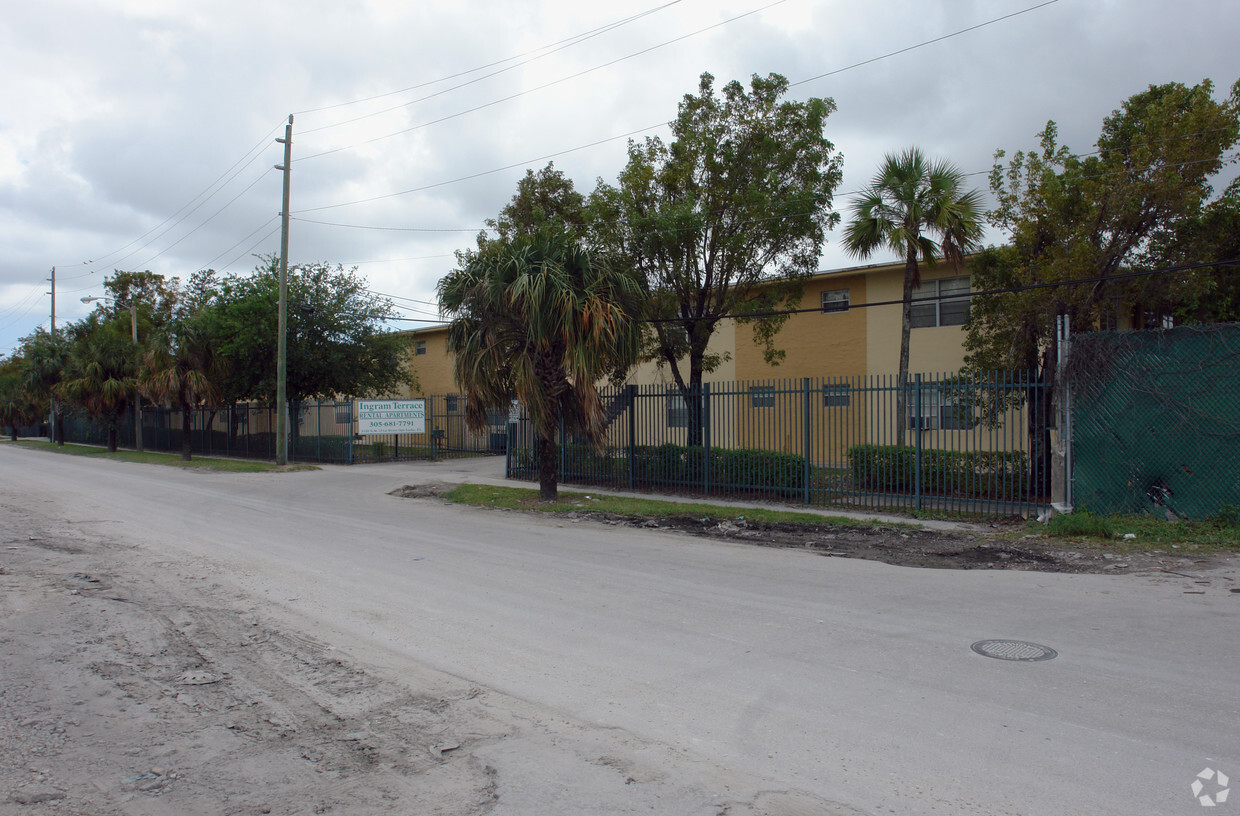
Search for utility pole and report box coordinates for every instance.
[48,267,56,444]
[275,115,293,465]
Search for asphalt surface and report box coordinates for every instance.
[3,446,1236,815]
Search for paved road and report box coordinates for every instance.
[3,446,1236,815]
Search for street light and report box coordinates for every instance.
[81,295,143,452]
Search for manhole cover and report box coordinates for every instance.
[971,640,1057,661]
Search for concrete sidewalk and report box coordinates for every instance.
[382,454,987,533]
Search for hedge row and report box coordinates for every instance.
[848,444,1030,499]
[543,443,807,491]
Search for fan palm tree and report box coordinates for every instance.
[140,317,223,461]
[56,314,137,452]
[843,147,984,445]
[0,355,42,441]
[439,228,643,501]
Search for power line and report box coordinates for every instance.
[294,124,665,214]
[56,120,287,278]
[291,1,1069,214]
[298,1,684,133]
[294,0,790,164]
[788,0,1060,89]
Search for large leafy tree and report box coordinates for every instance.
[140,314,224,461]
[56,313,138,452]
[965,79,1240,379]
[964,79,1240,495]
[589,72,842,445]
[212,257,413,405]
[842,147,984,445]
[439,228,644,501]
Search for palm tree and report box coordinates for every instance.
[438,229,643,501]
[0,355,42,441]
[843,147,984,445]
[57,314,137,452]
[140,317,223,461]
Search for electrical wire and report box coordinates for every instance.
[788,0,1060,89]
[298,1,684,133]
[294,0,790,164]
[294,124,665,214]
[293,1,683,117]
[56,120,287,278]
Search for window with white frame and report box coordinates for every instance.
[750,386,776,408]
[821,289,849,313]
[822,385,850,407]
[906,384,975,430]
[335,403,351,424]
[911,276,971,327]
[414,340,427,355]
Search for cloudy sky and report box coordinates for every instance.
[2,0,1237,355]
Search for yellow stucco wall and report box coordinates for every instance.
[732,272,869,381]
[864,263,971,376]
[403,326,456,397]
[622,319,737,387]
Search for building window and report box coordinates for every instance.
[666,391,689,428]
[335,403,351,424]
[911,276,971,328]
[750,386,776,408]
[822,385,850,407]
[821,289,849,313]
[445,395,459,413]
[414,340,427,355]
[906,385,975,430]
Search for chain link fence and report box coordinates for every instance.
[1067,325,1240,520]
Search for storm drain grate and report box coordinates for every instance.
[971,640,1058,661]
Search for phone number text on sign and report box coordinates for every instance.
[357,399,426,435]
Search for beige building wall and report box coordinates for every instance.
[733,272,869,381]
[864,264,970,377]
[403,326,456,396]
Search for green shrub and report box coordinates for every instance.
[847,444,1031,499]
[1043,510,1114,538]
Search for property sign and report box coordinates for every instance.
[357,399,425,435]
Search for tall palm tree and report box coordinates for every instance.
[843,147,984,445]
[57,314,137,452]
[439,229,643,501]
[140,317,223,461]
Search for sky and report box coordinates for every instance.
[2,0,1237,356]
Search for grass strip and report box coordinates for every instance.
[442,483,912,528]
[1032,509,1240,553]
[11,440,316,473]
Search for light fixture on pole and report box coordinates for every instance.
[81,295,143,451]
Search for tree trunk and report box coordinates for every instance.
[10,426,17,442]
[107,424,118,453]
[897,250,919,448]
[537,425,558,501]
[181,401,193,461]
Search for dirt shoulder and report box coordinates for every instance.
[394,484,1237,576]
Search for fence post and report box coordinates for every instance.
[316,399,322,463]
[627,384,636,490]
[914,374,923,512]
[427,395,436,462]
[348,399,354,465]
[558,411,565,481]
[802,377,812,506]
[702,383,711,496]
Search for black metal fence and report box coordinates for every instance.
[507,372,1053,516]
[53,395,507,464]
